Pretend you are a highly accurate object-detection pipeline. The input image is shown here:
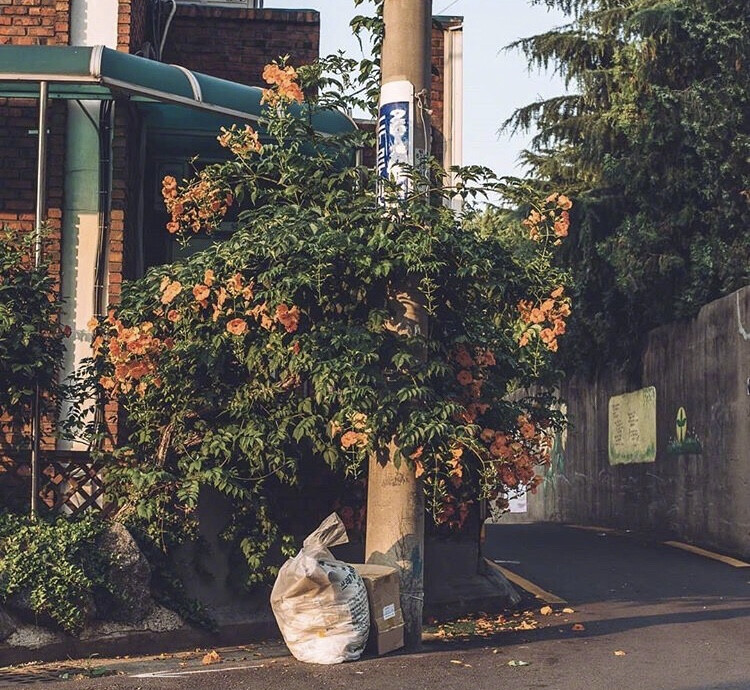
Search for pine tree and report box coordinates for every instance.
[508,0,750,370]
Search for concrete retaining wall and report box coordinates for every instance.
[508,286,750,558]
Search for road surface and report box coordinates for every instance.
[2,522,749,689]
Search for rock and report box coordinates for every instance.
[5,624,62,649]
[79,605,185,641]
[95,523,154,623]
[0,607,17,642]
[6,589,96,632]
[144,605,185,633]
[5,591,56,629]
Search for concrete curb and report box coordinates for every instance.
[0,618,281,667]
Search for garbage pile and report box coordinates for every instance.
[271,513,404,665]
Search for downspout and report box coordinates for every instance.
[442,21,463,210]
[30,80,49,518]
[94,100,113,318]
[157,0,177,61]
[89,100,113,451]
[59,100,104,450]
[59,0,118,450]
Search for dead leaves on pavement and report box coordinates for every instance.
[426,604,581,641]
[201,650,222,665]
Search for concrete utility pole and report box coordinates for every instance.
[365,0,432,650]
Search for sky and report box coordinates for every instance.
[265,0,570,178]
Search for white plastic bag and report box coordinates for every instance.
[270,512,370,664]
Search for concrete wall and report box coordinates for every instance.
[510,286,750,559]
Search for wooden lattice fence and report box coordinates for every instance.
[0,451,110,516]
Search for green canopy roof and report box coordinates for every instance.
[0,45,356,136]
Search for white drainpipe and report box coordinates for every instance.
[59,0,118,449]
[442,22,463,210]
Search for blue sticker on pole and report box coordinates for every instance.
[377,81,414,203]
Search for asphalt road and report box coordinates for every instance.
[3,522,750,690]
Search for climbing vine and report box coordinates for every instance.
[81,51,570,577]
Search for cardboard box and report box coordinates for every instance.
[352,563,405,655]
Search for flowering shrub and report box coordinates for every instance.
[261,62,305,106]
[0,228,68,440]
[162,171,233,236]
[85,59,571,577]
[516,286,571,354]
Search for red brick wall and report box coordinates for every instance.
[161,6,320,85]
[0,0,70,269]
[110,0,149,442]
[118,0,147,52]
[431,22,445,165]
[431,17,462,167]
[0,0,70,453]
[0,1,326,466]
[0,0,70,46]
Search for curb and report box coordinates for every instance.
[0,618,281,668]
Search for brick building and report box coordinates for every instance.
[0,0,462,509]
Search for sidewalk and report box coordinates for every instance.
[0,602,581,689]
[3,523,750,689]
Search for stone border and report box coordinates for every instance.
[0,612,280,667]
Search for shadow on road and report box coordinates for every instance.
[484,523,750,605]
[423,605,750,654]
[676,685,750,690]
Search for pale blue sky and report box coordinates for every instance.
[265,0,569,178]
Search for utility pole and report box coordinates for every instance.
[366,0,432,651]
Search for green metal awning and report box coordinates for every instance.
[0,45,356,135]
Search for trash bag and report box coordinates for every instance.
[270,513,370,664]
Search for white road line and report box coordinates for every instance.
[664,541,750,568]
[131,664,265,678]
[566,524,621,535]
[485,559,567,604]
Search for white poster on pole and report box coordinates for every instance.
[507,490,528,514]
[377,80,414,203]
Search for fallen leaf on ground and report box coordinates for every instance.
[614,650,627,656]
[202,650,222,665]
[508,660,531,667]
[492,648,500,654]
[540,605,553,615]
[516,620,538,630]
[562,607,575,614]
[571,624,585,632]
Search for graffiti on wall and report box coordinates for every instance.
[543,402,568,489]
[667,406,703,455]
[608,386,657,465]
